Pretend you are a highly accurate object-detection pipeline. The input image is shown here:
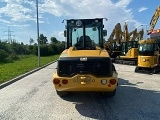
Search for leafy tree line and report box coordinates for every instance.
[0,34,65,63]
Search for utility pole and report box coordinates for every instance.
[36,0,40,67]
[140,24,149,34]
[3,27,15,43]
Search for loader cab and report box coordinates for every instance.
[121,41,138,56]
[64,18,107,50]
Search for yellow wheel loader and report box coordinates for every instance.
[52,18,118,97]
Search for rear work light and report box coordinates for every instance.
[53,79,60,84]
[62,79,68,84]
[101,79,107,85]
[110,79,117,85]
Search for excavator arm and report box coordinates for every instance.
[115,23,123,44]
[148,6,160,35]
[104,23,123,58]
[108,23,122,42]
[128,28,137,41]
[122,22,130,42]
[130,28,144,41]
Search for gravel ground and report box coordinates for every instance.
[0,62,160,120]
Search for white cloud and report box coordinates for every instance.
[38,0,142,39]
[0,19,11,24]
[138,7,148,12]
[0,0,139,28]
[49,30,64,41]
[58,31,64,37]
[39,0,133,19]
[10,24,30,28]
[0,0,35,23]
[0,0,145,44]
[1,0,24,4]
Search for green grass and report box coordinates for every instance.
[0,55,59,84]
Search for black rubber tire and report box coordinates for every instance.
[56,90,69,97]
[152,67,158,74]
[135,66,139,73]
[134,61,137,65]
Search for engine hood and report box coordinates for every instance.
[59,47,109,58]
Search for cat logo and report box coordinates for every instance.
[80,57,87,61]
[76,20,82,26]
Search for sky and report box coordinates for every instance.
[0,0,160,45]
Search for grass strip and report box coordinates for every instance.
[0,55,59,84]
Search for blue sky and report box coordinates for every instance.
[0,0,160,44]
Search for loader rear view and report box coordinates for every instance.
[52,18,118,97]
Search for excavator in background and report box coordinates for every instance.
[135,37,160,74]
[147,6,160,35]
[130,28,144,41]
[104,23,122,59]
[105,22,144,65]
[135,6,160,74]
[114,23,144,65]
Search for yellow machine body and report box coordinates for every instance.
[137,56,158,68]
[53,73,117,92]
[135,38,160,73]
[53,47,117,92]
[113,22,144,65]
[120,48,138,59]
[52,18,118,97]
[60,47,109,57]
[135,6,160,73]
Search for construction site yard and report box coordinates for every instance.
[0,62,160,120]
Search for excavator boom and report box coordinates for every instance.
[105,23,123,58]
[148,6,160,35]
[130,28,144,41]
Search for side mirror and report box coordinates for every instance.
[103,30,107,37]
[64,30,67,37]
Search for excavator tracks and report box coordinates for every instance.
[112,58,137,66]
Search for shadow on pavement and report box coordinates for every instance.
[61,78,160,120]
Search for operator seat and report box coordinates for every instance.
[80,35,92,47]
[75,35,93,49]
[85,36,92,47]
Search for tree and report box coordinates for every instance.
[51,37,58,43]
[29,38,34,45]
[39,34,48,44]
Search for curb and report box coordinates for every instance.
[0,60,57,90]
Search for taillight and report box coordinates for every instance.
[53,79,60,84]
[62,79,68,84]
[110,79,116,85]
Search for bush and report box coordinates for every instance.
[9,54,19,61]
[0,49,9,63]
